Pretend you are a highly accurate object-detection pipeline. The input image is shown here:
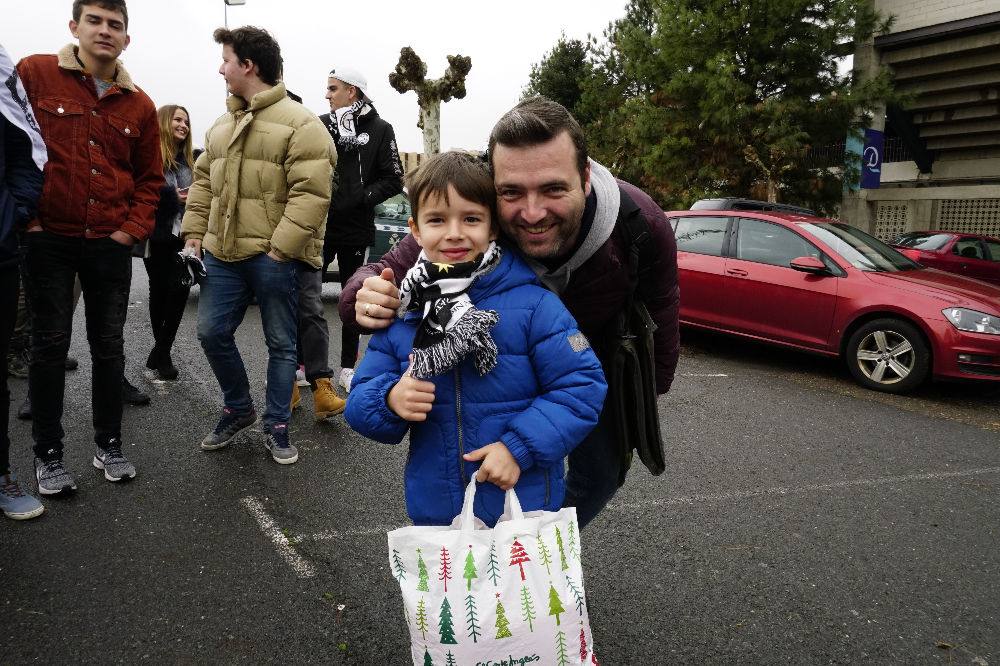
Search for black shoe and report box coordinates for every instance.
[123,379,151,406]
[64,356,79,371]
[17,396,31,420]
[157,353,178,381]
[145,347,159,371]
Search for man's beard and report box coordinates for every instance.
[500,213,582,260]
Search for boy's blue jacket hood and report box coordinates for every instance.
[345,248,608,527]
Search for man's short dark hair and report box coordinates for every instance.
[73,0,128,30]
[488,96,588,185]
[213,26,283,86]
[406,151,497,225]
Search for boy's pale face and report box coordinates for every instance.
[409,185,497,264]
[69,4,129,64]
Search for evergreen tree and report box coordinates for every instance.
[415,597,429,640]
[509,538,531,581]
[522,34,595,124]
[494,594,513,639]
[424,647,434,666]
[465,594,482,643]
[417,549,430,592]
[536,531,553,575]
[487,542,501,586]
[519,585,537,632]
[445,651,457,666]
[555,527,568,572]
[555,630,569,666]
[438,546,453,593]
[438,597,458,644]
[463,546,478,591]
[566,574,585,616]
[580,627,588,661]
[392,548,406,582]
[548,584,565,626]
[567,522,579,561]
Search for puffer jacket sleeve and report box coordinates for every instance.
[338,232,421,331]
[344,329,410,445]
[270,118,333,259]
[499,292,607,471]
[181,135,212,241]
[119,103,165,241]
[363,122,404,207]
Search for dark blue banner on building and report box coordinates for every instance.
[861,128,884,189]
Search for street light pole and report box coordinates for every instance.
[223,0,245,30]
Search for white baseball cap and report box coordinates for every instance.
[328,66,370,101]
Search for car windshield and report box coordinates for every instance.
[800,223,922,272]
[892,232,953,250]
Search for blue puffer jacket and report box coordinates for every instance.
[346,248,608,527]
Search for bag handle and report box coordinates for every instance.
[458,479,525,532]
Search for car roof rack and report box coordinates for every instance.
[690,198,817,216]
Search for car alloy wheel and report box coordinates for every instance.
[846,318,930,394]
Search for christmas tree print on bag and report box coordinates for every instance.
[387,479,599,665]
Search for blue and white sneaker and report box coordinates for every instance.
[1,472,44,520]
[201,408,259,451]
[93,439,137,482]
[263,423,298,465]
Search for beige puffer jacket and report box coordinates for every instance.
[181,83,335,268]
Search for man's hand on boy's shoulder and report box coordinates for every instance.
[464,443,520,491]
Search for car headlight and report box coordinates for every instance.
[942,308,1000,335]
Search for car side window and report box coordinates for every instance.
[982,239,1000,262]
[735,218,822,268]
[673,216,729,256]
[953,239,986,260]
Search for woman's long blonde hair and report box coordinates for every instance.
[157,104,194,173]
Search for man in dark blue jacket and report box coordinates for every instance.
[0,43,45,519]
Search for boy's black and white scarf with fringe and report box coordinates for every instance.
[398,243,502,379]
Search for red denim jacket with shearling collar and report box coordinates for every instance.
[17,44,163,240]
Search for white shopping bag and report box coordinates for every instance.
[388,480,598,666]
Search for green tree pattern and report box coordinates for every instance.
[536,531,553,575]
[416,548,430,592]
[555,527,568,571]
[465,594,482,643]
[438,597,458,644]
[487,542,501,586]
[567,521,580,561]
[566,574,585,616]
[423,646,434,666]
[555,630,569,666]
[392,548,406,582]
[494,594,513,639]
[415,597,429,639]
[548,584,565,626]
[519,585,537,632]
[445,651,457,666]
[463,545,478,591]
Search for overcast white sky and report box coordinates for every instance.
[4,0,628,153]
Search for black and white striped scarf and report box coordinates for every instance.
[398,242,502,379]
[332,99,369,152]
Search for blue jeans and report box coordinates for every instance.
[197,252,300,428]
[563,405,623,529]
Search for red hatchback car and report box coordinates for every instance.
[890,231,1000,286]
[667,210,1000,393]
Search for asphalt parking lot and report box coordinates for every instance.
[3,261,998,664]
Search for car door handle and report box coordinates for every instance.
[726,268,748,277]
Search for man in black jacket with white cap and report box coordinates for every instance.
[319,65,404,394]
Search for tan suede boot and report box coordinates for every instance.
[312,377,346,420]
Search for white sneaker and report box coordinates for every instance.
[339,367,355,394]
[295,365,308,387]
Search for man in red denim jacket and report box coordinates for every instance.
[16,0,163,496]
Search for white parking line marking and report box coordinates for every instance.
[240,496,316,579]
[679,373,729,377]
[619,466,1000,509]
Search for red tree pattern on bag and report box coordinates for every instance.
[580,626,588,661]
[509,538,531,581]
[438,546,452,592]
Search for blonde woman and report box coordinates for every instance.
[143,105,196,380]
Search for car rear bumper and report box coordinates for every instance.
[928,319,1000,380]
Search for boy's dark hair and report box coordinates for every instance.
[73,0,128,30]
[487,96,588,186]
[406,152,496,224]
[213,26,283,86]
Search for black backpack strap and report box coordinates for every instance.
[616,189,656,301]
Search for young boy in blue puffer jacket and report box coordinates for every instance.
[345,152,607,527]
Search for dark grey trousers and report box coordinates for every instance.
[297,267,332,383]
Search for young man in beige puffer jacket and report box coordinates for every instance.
[181,26,333,466]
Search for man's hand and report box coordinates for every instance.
[463,442,521,491]
[387,356,435,422]
[267,250,287,262]
[184,238,203,259]
[356,268,399,330]
[110,230,135,246]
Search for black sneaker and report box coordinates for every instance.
[201,408,259,451]
[123,378,151,406]
[145,347,159,371]
[157,353,178,381]
[64,355,79,371]
[7,352,29,379]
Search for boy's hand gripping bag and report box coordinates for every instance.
[387,480,599,665]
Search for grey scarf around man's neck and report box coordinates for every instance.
[523,158,620,294]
